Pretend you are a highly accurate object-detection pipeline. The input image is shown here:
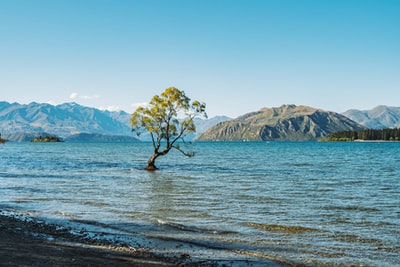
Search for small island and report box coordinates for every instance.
[31,135,63,143]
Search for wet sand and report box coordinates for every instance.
[0,213,293,266]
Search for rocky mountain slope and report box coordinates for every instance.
[342,105,400,129]
[196,105,365,141]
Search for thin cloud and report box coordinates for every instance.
[69,92,100,100]
[69,92,78,100]
[99,106,121,112]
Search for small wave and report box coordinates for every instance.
[329,232,383,244]
[13,199,32,204]
[245,222,322,234]
[82,200,110,207]
[86,161,121,169]
[55,211,76,219]
[155,219,236,235]
[290,162,314,167]
[323,205,381,212]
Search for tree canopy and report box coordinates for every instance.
[131,87,207,170]
[320,128,400,141]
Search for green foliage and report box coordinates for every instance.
[131,87,207,170]
[321,128,400,142]
[32,135,63,142]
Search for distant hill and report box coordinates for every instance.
[194,115,231,133]
[4,132,54,142]
[342,105,400,129]
[196,105,365,141]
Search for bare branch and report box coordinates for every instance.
[173,144,195,157]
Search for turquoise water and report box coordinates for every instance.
[0,142,399,266]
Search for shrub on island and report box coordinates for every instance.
[31,135,63,142]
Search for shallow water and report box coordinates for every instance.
[1,141,399,266]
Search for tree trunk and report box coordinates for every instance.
[145,153,159,171]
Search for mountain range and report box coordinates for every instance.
[0,102,132,138]
[0,101,229,142]
[196,105,365,141]
[342,105,400,129]
[1,101,400,142]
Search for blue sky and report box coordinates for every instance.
[1,0,399,117]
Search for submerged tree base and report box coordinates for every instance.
[145,164,158,171]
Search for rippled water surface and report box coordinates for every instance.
[1,142,399,266]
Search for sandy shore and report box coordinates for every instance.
[0,212,293,267]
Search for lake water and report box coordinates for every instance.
[0,141,399,266]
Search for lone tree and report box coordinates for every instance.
[131,87,207,170]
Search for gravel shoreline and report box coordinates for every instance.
[0,213,189,266]
[0,212,293,267]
